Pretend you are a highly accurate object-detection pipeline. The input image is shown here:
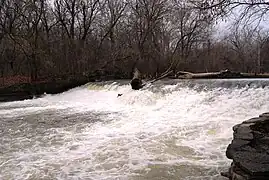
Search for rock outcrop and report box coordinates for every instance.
[221,113,269,179]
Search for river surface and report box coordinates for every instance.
[1,79,269,180]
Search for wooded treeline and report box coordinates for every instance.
[0,0,269,84]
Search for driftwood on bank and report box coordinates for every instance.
[174,70,241,79]
[173,69,269,79]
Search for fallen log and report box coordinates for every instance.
[130,68,174,90]
[174,69,269,79]
[146,70,174,84]
[175,70,243,79]
[130,69,269,91]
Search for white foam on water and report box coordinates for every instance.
[1,80,269,180]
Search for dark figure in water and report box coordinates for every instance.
[130,68,143,90]
[131,78,143,90]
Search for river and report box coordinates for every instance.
[1,79,269,180]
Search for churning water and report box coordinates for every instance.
[1,79,269,180]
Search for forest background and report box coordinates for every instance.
[1,0,269,87]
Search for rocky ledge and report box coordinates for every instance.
[221,113,269,179]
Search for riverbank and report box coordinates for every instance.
[1,70,269,102]
[0,76,90,102]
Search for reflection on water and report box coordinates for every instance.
[1,79,269,180]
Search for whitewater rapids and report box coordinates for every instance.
[1,79,269,180]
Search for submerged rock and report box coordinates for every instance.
[221,113,269,179]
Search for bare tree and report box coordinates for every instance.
[0,0,46,81]
[228,25,266,72]
[4,0,269,87]
[161,0,215,73]
[126,0,169,75]
[197,0,269,26]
